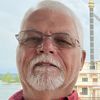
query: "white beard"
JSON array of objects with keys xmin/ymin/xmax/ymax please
[{"xmin": 26, "ymin": 54, "xmax": 65, "ymax": 91}]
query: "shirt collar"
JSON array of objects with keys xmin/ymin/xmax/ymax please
[
  {"xmin": 61, "ymin": 90, "xmax": 79, "ymax": 100},
  {"xmin": 9, "ymin": 90, "xmax": 79, "ymax": 100}
]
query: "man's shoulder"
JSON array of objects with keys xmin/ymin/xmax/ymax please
[
  {"xmin": 8, "ymin": 90, "xmax": 24, "ymax": 100},
  {"xmin": 67, "ymin": 90, "xmax": 80, "ymax": 100}
]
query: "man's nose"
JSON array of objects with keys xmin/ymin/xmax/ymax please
[{"xmin": 37, "ymin": 38, "xmax": 57, "ymax": 54}]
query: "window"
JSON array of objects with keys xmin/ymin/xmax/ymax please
[
  {"xmin": 82, "ymin": 78, "xmax": 88, "ymax": 82},
  {"xmin": 82, "ymin": 88, "xmax": 88, "ymax": 95},
  {"xmin": 90, "ymin": 65, "xmax": 95, "ymax": 69},
  {"xmin": 93, "ymin": 78, "xmax": 98, "ymax": 82}
]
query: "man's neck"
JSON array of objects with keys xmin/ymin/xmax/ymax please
[{"xmin": 23, "ymin": 89, "xmax": 72, "ymax": 100}]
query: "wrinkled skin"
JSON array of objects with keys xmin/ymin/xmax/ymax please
[{"xmin": 16, "ymin": 8, "xmax": 86, "ymax": 100}]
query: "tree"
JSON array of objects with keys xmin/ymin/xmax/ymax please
[{"xmin": 2, "ymin": 72, "xmax": 13, "ymax": 83}]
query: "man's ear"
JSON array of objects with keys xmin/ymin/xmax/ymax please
[{"xmin": 80, "ymin": 50, "xmax": 86, "ymax": 70}]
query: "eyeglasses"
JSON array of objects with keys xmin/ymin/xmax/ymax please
[{"xmin": 15, "ymin": 29, "xmax": 80, "ymax": 48}]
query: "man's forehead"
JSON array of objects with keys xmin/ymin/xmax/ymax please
[
  {"xmin": 25, "ymin": 8, "xmax": 71, "ymax": 21},
  {"xmin": 21, "ymin": 8, "xmax": 80, "ymax": 40},
  {"xmin": 22, "ymin": 8, "xmax": 75, "ymax": 29}
]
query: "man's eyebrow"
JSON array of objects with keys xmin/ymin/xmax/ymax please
[
  {"xmin": 20, "ymin": 28, "xmax": 43, "ymax": 34},
  {"xmin": 54, "ymin": 32, "xmax": 70, "ymax": 35},
  {"xmin": 19, "ymin": 29, "xmax": 75, "ymax": 39}
]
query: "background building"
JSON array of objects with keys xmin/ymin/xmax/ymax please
[
  {"xmin": 75, "ymin": 0, "xmax": 100, "ymax": 100},
  {"xmin": 76, "ymin": 61, "xmax": 100, "ymax": 100}
]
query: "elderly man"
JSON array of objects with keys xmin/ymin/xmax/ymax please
[{"xmin": 9, "ymin": 0, "xmax": 86, "ymax": 100}]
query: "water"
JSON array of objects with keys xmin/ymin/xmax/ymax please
[{"xmin": 0, "ymin": 81, "xmax": 22, "ymax": 100}]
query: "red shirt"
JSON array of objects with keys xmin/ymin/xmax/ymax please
[{"xmin": 9, "ymin": 90, "xmax": 80, "ymax": 100}]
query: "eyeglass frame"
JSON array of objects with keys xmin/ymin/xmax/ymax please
[{"xmin": 15, "ymin": 29, "xmax": 80, "ymax": 49}]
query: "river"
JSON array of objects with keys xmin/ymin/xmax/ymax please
[{"xmin": 0, "ymin": 81, "xmax": 21, "ymax": 100}]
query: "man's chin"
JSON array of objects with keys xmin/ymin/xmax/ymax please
[{"xmin": 26, "ymin": 72, "xmax": 64, "ymax": 91}]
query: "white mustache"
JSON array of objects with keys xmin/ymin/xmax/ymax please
[{"xmin": 29, "ymin": 54, "xmax": 61, "ymax": 69}]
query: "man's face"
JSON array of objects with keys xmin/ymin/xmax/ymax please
[{"xmin": 16, "ymin": 9, "xmax": 85, "ymax": 91}]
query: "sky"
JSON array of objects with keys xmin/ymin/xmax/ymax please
[{"xmin": 0, "ymin": 0, "xmax": 100, "ymax": 73}]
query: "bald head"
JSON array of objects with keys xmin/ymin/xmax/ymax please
[{"xmin": 21, "ymin": 0, "xmax": 83, "ymax": 48}]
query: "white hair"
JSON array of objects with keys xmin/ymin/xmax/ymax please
[{"xmin": 21, "ymin": 0, "xmax": 83, "ymax": 48}]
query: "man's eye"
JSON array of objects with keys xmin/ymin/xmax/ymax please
[
  {"xmin": 55, "ymin": 39, "xmax": 71, "ymax": 44},
  {"xmin": 24, "ymin": 37, "xmax": 41, "ymax": 44},
  {"xmin": 55, "ymin": 38, "xmax": 73, "ymax": 47}
]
